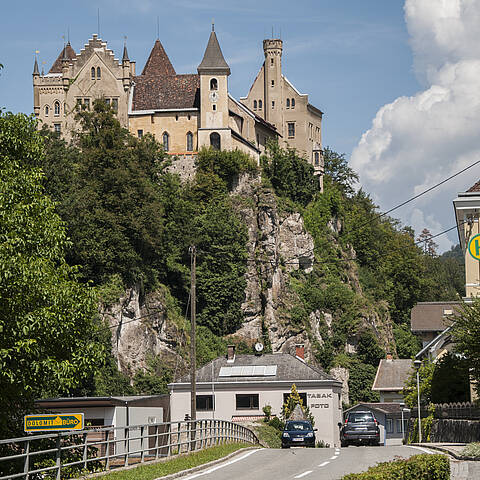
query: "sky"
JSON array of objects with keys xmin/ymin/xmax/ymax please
[{"xmin": 0, "ymin": 0, "xmax": 477, "ymax": 252}]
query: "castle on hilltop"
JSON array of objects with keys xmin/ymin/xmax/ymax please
[{"xmin": 33, "ymin": 28, "xmax": 323, "ymax": 186}]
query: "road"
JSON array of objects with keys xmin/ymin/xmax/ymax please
[{"xmin": 181, "ymin": 445, "xmax": 434, "ymax": 480}]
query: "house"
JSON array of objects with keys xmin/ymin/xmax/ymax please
[
  {"xmin": 371, "ymin": 356, "xmax": 413, "ymax": 403},
  {"xmin": 344, "ymin": 403, "xmax": 411, "ymax": 446},
  {"xmin": 35, "ymin": 395, "xmax": 169, "ymax": 455},
  {"xmin": 168, "ymin": 345, "xmax": 343, "ymax": 447}
]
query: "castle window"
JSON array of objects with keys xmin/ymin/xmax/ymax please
[
  {"xmin": 63, "ymin": 103, "xmax": 66, "ymax": 116},
  {"xmin": 253, "ymin": 100, "xmax": 257, "ymax": 110},
  {"xmin": 76, "ymin": 99, "xmax": 82, "ymax": 109},
  {"xmin": 97, "ymin": 67, "xmax": 101, "ymax": 79},
  {"xmin": 210, "ymin": 132, "xmax": 220, "ymax": 151},
  {"xmin": 286, "ymin": 98, "xmax": 290, "ymax": 108},
  {"xmin": 291, "ymin": 98, "xmax": 295, "ymax": 108},
  {"xmin": 271, "ymin": 101, "xmax": 275, "ymax": 109},
  {"xmin": 314, "ymin": 151, "xmax": 320, "ymax": 166},
  {"xmin": 44, "ymin": 105, "xmax": 49, "ymax": 116},
  {"xmin": 213, "ymin": 104, "xmax": 216, "ymax": 111},
  {"xmin": 259, "ymin": 99, "xmax": 262, "ymax": 109},
  {"xmin": 54, "ymin": 123, "xmax": 61, "ymax": 133},
  {"xmin": 162, "ymin": 132, "xmax": 169, "ymax": 151},
  {"xmin": 271, "ymin": 80, "xmax": 274, "ymax": 87},
  {"xmin": 112, "ymin": 98, "xmax": 118, "ymax": 112},
  {"xmin": 137, "ymin": 130, "xmax": 143, "ymax": 138},
  {"xmin": 175, "ymin": 114, "xmax": 179, "ymax": 121},
  {"xmin": 186, "ymin": 132, "xmax": 193, "ymax": 151},
  {"xmin": 271, "ymin": 58, "xmax": 274, "ymax": 65},
  {"xmin": 84, "ymin": 98, "xmax": 90, "ymax": 110},
  {"xmin": 287, "ymin": 122, "xmax": 295, "ymax": 138},
  {"xmin": 210, "ymin": 78, "xmax": 218, "ymax": 90},
  {"xmin": 188, "ymin": 114, "xmax": 191, "ymax": 120},
  {"xmin": 91, "ymin": 67, "xmax": 95, "ymax": 80},
  {"xmin": 105, "ymin": 98, "xmax": 111, "ymax": 106},
  {"xmin": 54, "ymin": 101, "xmax": 60, "ymax": 116}
]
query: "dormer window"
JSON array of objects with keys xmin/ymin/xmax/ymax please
[
  {"xmin": 54, "ymin": 101, "xmax": 60, "ymax": 116},
  {"xmin": 91, "ymin": 67, "xmax": 95, "ymax": 80},
  {"xmin": 253, "ymin": 100, "xmax": 257, "ymax": 110},
  {"xmin": 97, "ymin": 67, "xmax": 101, "ymax": 79},
  {"xmin": 210, "ymin": 78, "xmax": 218, "ymax": 90}
]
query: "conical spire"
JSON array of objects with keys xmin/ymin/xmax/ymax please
[
  {"xmin": 141, "ymin": 39, "xmax": 175, "ymax": 76},
  {"xmin": 198, "ymin": 28, "xmax": 230, "ymax": 75},
  {"xmin": 49, "ymin": 42, "xmax": 76, "ymax": 73},
  {"xmin": 33, "ymin": 56, "xmax": 39, "ymax": 75},
  {"xmin": 122, "ymin": 44, "xmax": 130, "ymax": 63},
  {"xmin": 62, "ymin": 43, "xmax": 69, "ymax": 62}
]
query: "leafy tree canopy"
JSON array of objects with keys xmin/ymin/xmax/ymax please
[{"xmin": 0, "ymin": 112, "xmax": 104, "ymax": 437}]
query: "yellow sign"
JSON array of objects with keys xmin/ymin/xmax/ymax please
[
  {"xmin": 24, "ymin": 413, "xmax": 84, "ymax": 432},
  {"xmin": 468, "ymin": 234, "xmax": 480, "ymax": 260}
]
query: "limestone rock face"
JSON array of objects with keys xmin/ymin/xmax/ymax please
[
  {"xmin": 101, "ymin": 286, "xmax": 187, "ymax": 378},
  {"xmin": 329, "ymin": 367, "xmax": 349, "ymax": 406}
]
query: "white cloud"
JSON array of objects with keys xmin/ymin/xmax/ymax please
[{"xmin": 351, "ymin": 0, "xmax": 480, "ymax": 252}]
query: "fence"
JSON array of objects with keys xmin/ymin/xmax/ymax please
[
  {"xmin": 0, "ymin": 419, "xmax": 258, "ymax": 480},
  {"xmin": 433, "ymin": 402, "xmax": 480, "ymax": 420}
]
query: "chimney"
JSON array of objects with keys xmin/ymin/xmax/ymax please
[
  {"xmin": 295, "ymin": 344, "xmax": 305, "ymax": 362},
  {"xmin": 227, "ymin": 345, "xmax": 235, "ymax": 363},
  {"xmin": 386, "ymin": 353, "xmax": 393, "ymax": 361}
]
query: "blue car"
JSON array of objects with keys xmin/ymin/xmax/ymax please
[{"xmin": 281, "ymin": 420, "xmax": 316, "ymax": 448}]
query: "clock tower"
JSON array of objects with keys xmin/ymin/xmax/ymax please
[{"xmin": 197, "ymin": 25, "xmax": 231, "ymax": 151}]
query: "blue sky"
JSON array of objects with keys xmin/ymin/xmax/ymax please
[{"xmin": 3, "ymin": 0, "xmax": 476, "ymax": 251}]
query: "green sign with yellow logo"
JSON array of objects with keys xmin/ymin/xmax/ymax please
[
  {"xmin": 24, "ymin": 413, "xmax": 84, "ymax": 432},
  {"xmin": 468, "ymin": 234, "xmax": 480, "ymax": 261}
]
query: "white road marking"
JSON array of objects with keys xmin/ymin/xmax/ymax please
[
  {"xmin": 407, "ymin": 446, "xmax": 435, "ymax": 455},
  {"xmin": 294, "ymin": 471, "xmax": 313, "ymax": 478},
  {"xmin": 330, "ymin": 455, "xmax": 338, "ymax": 460},
  {"xmin": 318, "ymin": 461, "xmax": 330, "ymax": 467},
  {"xmin": 182, "ymin": 449, "xmax": 262, "ymax": 479}
]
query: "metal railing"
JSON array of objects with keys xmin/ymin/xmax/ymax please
[{"xmin": 0, "ymin": 419, "xmax": 258, "ymax": 480}]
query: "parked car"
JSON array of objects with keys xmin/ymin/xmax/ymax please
[
  {"xmin": 339, "ymin": 410, "xmax": 380, "ymax": 447},
  {"xmin": 281, "ymin": 420, "xmax": 317, "ymax": 448}
]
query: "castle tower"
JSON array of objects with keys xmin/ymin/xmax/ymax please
[
  {"xmin": 263, "ymin": 39, "xmax": 283, "ymax": 129},
  {"xmin": 197, "ymin": 25, "xmax": 231, "ymax": 151}
]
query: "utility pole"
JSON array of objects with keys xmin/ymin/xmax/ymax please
[{"xmin": 189, "ymin": 245, "xmax": 197, "ymax": 422}]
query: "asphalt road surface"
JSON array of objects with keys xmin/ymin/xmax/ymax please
[{"xmin": 181, "ymin": 445, "xmax": 434, "ymax": 480}]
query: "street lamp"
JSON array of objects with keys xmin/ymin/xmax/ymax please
[
  {"xmin": 399, "ymin": 402, "xmax": 410, "ymax": 443},
  {"xmin": 414, "ymin": 359, "xmax": 422, "ymax": 443}
]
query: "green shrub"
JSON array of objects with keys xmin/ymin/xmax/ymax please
[
  {"xmin": 341, "ymin": 454, "xmax": 449, "ymax": 480},
  {"xmin": 461, "ymin": 442, "xmax": 480, "ymax": 459},
  {"xmin": 268, "ymin": 416, "xmax": 284, "ymax": 431}
]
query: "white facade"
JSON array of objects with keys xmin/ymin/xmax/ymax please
[{"xmin": 169, "ymin": 380, "xmax": 342, "ymax": 447}]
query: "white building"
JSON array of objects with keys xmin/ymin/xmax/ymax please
[{"xmin": 168, "ymin": 345, "xmax": 343, "ymax": 447}]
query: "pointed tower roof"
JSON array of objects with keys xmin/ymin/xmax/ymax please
[
  {"xmin": 197, "ymin": 28, "xmax": 230, "ymax": 75},
  {"xmin": 33, "ymin": 57, "xmax": 39, "ymax": 75},
  {"xmin": 141, "ymin": 39, "xmax": 176, "ymax": 76},
  {"xmin": 122, "ymin": 44, "xmax": 130, "ymax": 63},
  {"xmin": 49, "ymin": 42, "xmax": 76, "ymax": 73}
]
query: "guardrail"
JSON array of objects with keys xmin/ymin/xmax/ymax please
[{"xmin": 0, "ymin": 419, "xmax": 258, "ymax": 480}]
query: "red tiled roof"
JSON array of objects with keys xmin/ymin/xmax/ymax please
[
  {"xmin": 132, "ymin": 74, "xmax": 200, "ymax": 111},
  {"xmin": 467, "ymin": 180, "xmax": 480, "ymax": 192},
  {"xmin": 141, "ymin": 39, "xmax": 176, "ymax": 77},
  {"xmin": 49, "ymin": 43, "xmax": 76, "ymax": 73}
]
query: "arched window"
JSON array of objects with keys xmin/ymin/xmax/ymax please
[
  {"xmin": 210, "ymin": 132, "xmax": 220, "ymax": 151},
  {"xmin": 286, "ymin": 98, "xmax": 290, "ymax": 108},
  {"xmin": 186, "ymin": 132, "xmax": 193, "ymax": 152},
  {"xmin": 54, "ymin": 101, "xmax": 60, "ymax": 116},
  {"xmin": 291, "ymin": 98, "xmax": 295, "ymax": 108},
  {"xmin": 97, "ymin": 67, "xmax": 101, "ymax": 79},
  {"xmin": 91, "ymin": 67, "xmax": 95, "ymax": 80},
  {"xmin": 162, "ymin": 132, "xmax": 169, "ymax": 152},
  {"xmin": 259, "ymin": 99, "xmax": 262, "ymax": 109},
  {"xmin": 253, "ymin": 100, "xmax": 257, "ymax": 110},
  {"xmin": 314, "ymin": 151, "xmax": 319, "ymax": 166},
  {"xmin": 210, "ymin": 78, "xmax": 218, "ymax": 90},
  {"xmin": 45, "ymin": 105, "xmax": 49, "ymax": 116}
]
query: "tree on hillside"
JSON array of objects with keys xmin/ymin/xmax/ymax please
[
  {"xmin": 322, "ymin": 147, "xmax": 358, "ymax": 196},
  {"xmin": 0, "ymin": 112, "xmax": 104, "ymax": 437},
  {"xmin": 416, "ymin": 228, "xmax": 438, "ymax": 256}
]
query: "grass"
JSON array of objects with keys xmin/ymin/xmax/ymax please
[
  {"xmin": 252, "ymin": 421, "xmax": 282, "ymax": 448},
  {"xmin": 96, "ymin": 443, "xmax": 251, "ymax": 480},
  {"xmin": 461, "ymin": 442, "xmax": 480, "ymax": 459}
]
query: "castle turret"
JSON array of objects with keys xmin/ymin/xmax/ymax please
[
  {"xmin": 263, "ymin": 38, "xmax": 283, "ymax": 126},
  {"xmin": 122, "ymin": 41, "xmax": 131, "ymax": 91},
  {"xmin": 197, "ymin": 25, "xmax": 231, "ymax": 150},
  {"xmin": 33, "ymin": 56, "xmax": 40, "ymax": 117},
  {"xmin": 61, "ymin": 44, "xmax": 70, "ymax": 91}
]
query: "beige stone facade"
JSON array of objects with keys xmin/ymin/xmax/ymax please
[
  {"xmin": 33, "ymin": 35, "xmax": 134, "ymax": 139},
  {"xmin": 241, "ymin": 39, "xmax": 324, "ymax": 189}
]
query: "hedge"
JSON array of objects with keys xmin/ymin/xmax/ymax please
[{"xmin": 341, "ymin": 454, "xmax": 449, "ymax": 480}]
